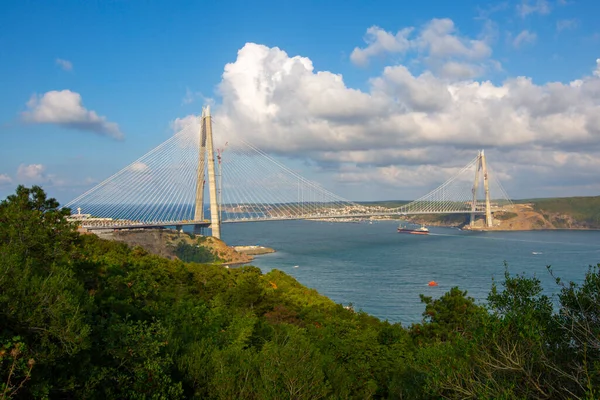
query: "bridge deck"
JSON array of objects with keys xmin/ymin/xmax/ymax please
[
  {"xmin": 78, "ymin": 210, "xmax": 491, "ymax": 229},
  {"xmin": 221, "ymin": 210, "xmax": 488, "ymax": 223},
  {"xmin": 80, "ymin": 221, "xmax": 211, "ymax": 230}
]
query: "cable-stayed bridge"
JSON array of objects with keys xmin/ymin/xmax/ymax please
[{"xmin": 64, "ymin": 106, "xmax": 513, "ymax": 238}]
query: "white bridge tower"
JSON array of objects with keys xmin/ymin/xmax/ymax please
[
  {"xmin": 470, "ymin": 150, "xmax": 493, "ymax": 228},
  {"xmin": 194, "ymin": 106, "xmax": 221, "ymax": 238}
]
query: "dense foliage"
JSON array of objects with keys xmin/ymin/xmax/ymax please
[
  {"xmin": 174, "ymin": 240, "xmax": 217, "ymax": 263},
  {"xmin": 531, "ymin": 195, "xmax": 600, "ymax": 227},
  {"xmin": 1, "ymin": 186, "xmax": 599, "ymax": 399}
]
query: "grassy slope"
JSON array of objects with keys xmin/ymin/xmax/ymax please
[
  {"xmin": 528, "ymin": 196, "xmax": 600, "ymax": 226},
  {"xmin": 362, "ymin": 196, "xmax": 600, "ymax": 228}
]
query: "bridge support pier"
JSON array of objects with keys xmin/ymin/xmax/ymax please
[
  {"xmin": 194, "ymin": 110, "xmax": 207, "ymax": 221},
  {"xmin": 470, "ymin": 150, "xmax": 494, "ymax": 228},
  {"xmin": 480, "ymin": 150, "xmax": 493, "ymax": 228},
  {"xmin": 470, "ymin": 151, "xmax": 482, "ymax": 227},
  {"xmin": 203, "ymin": 106, "xmax": 221, "ymax": 239}
]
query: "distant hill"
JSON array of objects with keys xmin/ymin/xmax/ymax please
[
  {"xmin": 525, "ymin": 196, "xmax": 600, "ymax": 228},
  {"xmin": 359, "ymin": 196, "xmax": 600, "ymax": 230}
]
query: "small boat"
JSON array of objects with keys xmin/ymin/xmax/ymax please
[{"xmin": 397, "ymin": 224, "xmax": 429, "ymax": 235}]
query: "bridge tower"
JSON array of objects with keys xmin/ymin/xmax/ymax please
[
  {"xmin": 193, "ymin": 106, "xmax": 221, "ymax": 239},
  {"xmin": 194, "ymin": 110, "xmax": 207, "ymax": 221},
  {"xmin": 469, "ymin": 150, "xmax": 493, "ymax": 228}
]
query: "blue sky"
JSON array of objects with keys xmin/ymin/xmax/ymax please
[{"xmin": 1, "ymin": 0, "xmax": 600, "ymax": 203}]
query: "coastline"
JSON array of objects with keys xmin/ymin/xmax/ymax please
[
  {"xmin": 233, "ymin": 245, "xmax": 276, "ymax": 256},
  {"xmin": 92, "ymin": 228, "xmax": 275, "ymax": 266}
]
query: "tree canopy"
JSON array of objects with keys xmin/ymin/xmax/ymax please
[{"xmin": 1, "ymin": 186, "xmax": 599, "ymax": 399}]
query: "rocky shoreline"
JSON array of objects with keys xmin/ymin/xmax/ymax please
[
  {"xmin": 92, "ymin": 229, "xmax": 274, "ymax": 265},
  {"xmin": 233, "ymin": 245, "xmax": 276, "ymax": 256}
]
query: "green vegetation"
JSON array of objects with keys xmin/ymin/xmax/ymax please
[
  {"xmin": 1, "ymin": 186, "xmax": 600, "ymax": 398},
  {"xmin": 174, "ymin": 240, "xmax": 217, "ymax": 263},
  {"xmin": 531, "ymin": 196, "xmax": 600, "ymax": 227},
  {"xmin": 410, "ymin": 213, "xmax": 468, "ymax": 226}
]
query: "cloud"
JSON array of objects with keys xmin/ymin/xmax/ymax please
[
  {"xmin": 14, "ymin": 164, "xmax": 79, "ymax": 191},
  {"xmin": 439, "ymin": 61, "xmax": 484, "ymax": 80},
  {"xmin": 55, "ymin": 58, "xmax": 73, "ymax": 71},
  {"xmin": 416, "ymin": 19, "xmax": 491, "ymax": 61},
  {"xmin": 595, "ymin": 59, "xmax": 600, "ymax": 77},
  {"xmin": 208, "ymin": 36, "xmax": 600, "ymax": 198},
  {"xmin": 513, "ymin": 30, "xmax": 537, "ymax": 48},
  {"xmin": 556, "ymin": 19, "xmax": 578, "ymax": 32},
  {"xmin": 0, "ymin": 174, "xmax": 12, "ymax": 185},
  {"xmin": 21, "ymin": 90, "xmax": 123, "ymax": 140},
  {"xmin": 171, "ymin": 114, "xmax": 198, "ymax": 132},
  {"xmin": 350, "ymin": 26, "xmax": 413, "ymax": 66},
  {"xmin": 517, "ymin": 0, "xmax": 551, "ymax": 18},
  {"xmin": 350, "ymin": 20, "xmax": 492, "ymax": 72},
  {"xmin": 17, "ymin": 164, "xmax": 48, "ymax": 182}
]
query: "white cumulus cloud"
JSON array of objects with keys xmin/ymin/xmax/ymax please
[
  {"xmin": 207, "ymin": 37, "xmax": 600, "ymax": 198},
  {"xmin": 416, "ymin": 18, "xmax": 491, "ymax": 61},
  {"xmin": 350, "ymin": 26, "xmax": 413, "ymax": 66},
  {"xmin": 350, "ymin": 19, "xmax": 493, "ymax": 78},
  {"xmin": 17, "ymin": 164, "xmax": 48, "ymax": 182},
  {"xmin": 22, "ymin": 90, "xmax": 123, "ymax": 140},
  {"xmin": 171, "ymin": 114, "xmax": 199, "ymax": 133}
]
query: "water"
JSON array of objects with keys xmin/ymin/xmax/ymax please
[{"xmin": 221, "ymin": 220, "xmax": 600, "ymax": 325}]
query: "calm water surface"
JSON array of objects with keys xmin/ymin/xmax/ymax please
[{"xmin": 220, "ymin": 220, "xmax": 600, "ymax": 325}]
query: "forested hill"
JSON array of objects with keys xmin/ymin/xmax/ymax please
[
  {"xmin": 525, "ymin": 195, "xmax": 600, "ymax": 228},
  {"xmin": 1, "ymin": 185, "xmax": 600, "ymax": 399},
  {"xmin": 361, "ymin": 196, "xmax": 600, "ymax": 229}
]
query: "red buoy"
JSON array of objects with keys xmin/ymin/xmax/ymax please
[{"xmin": 428, "ymin": 281, "xmax": 438, "ymax": 287}]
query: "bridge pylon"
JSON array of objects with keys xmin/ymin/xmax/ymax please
[
  {"xmin": 469, "ymin": 150, "xmax": 493, "ymax": 228},
  {"xmin": 196, "ymin": 106, "xmax": 222, "ymax": 239},
  {"xmin": 194, "ymin": 110, "xmax": 207, "ymax": 221}
]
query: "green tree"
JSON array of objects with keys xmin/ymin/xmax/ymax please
[
  {"xmin": 554, "ymin": 265, "xmax": 600, "ymax": 398},
  {"xmin": 256, "ymin": 325, "xmax": 330, "ymax": 400},
  {"xmin": 410, "ymin": 287, "xmax": 484, "ymax": 343},
  {"xmin": 174, "ymin": 241, "xmax": 216, "ymax": 263},
  {"xmin": 0, "ymin": 186, "xmax": 91, "ymax": 396}
]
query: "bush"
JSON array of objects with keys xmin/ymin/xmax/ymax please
[{"xmin": 174, "ymin": 241, "xmax": 216, "ymax": 263}]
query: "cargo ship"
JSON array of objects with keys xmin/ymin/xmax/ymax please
[{"xmin": 397, "ymin": 224, "xmax": 429, "ymax": 235}]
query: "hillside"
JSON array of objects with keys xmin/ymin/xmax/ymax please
[
  {"xmin": 528, "ymin": 196, "xmax": 600, "ymax": 228},
  {"xmin": 2, "ymin": 185, "xmax": 600, "ymax": 399},
  {"xmin": 364, "ymin": 196, "xmax": 600, "ymax": 230},
  {"xmin": 94, "ymin": 228, "xmax": 254, "ymax": 265},
  {"xmin": 470, "ymin": 196, "xmax": 600, "ymax": 230}
]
